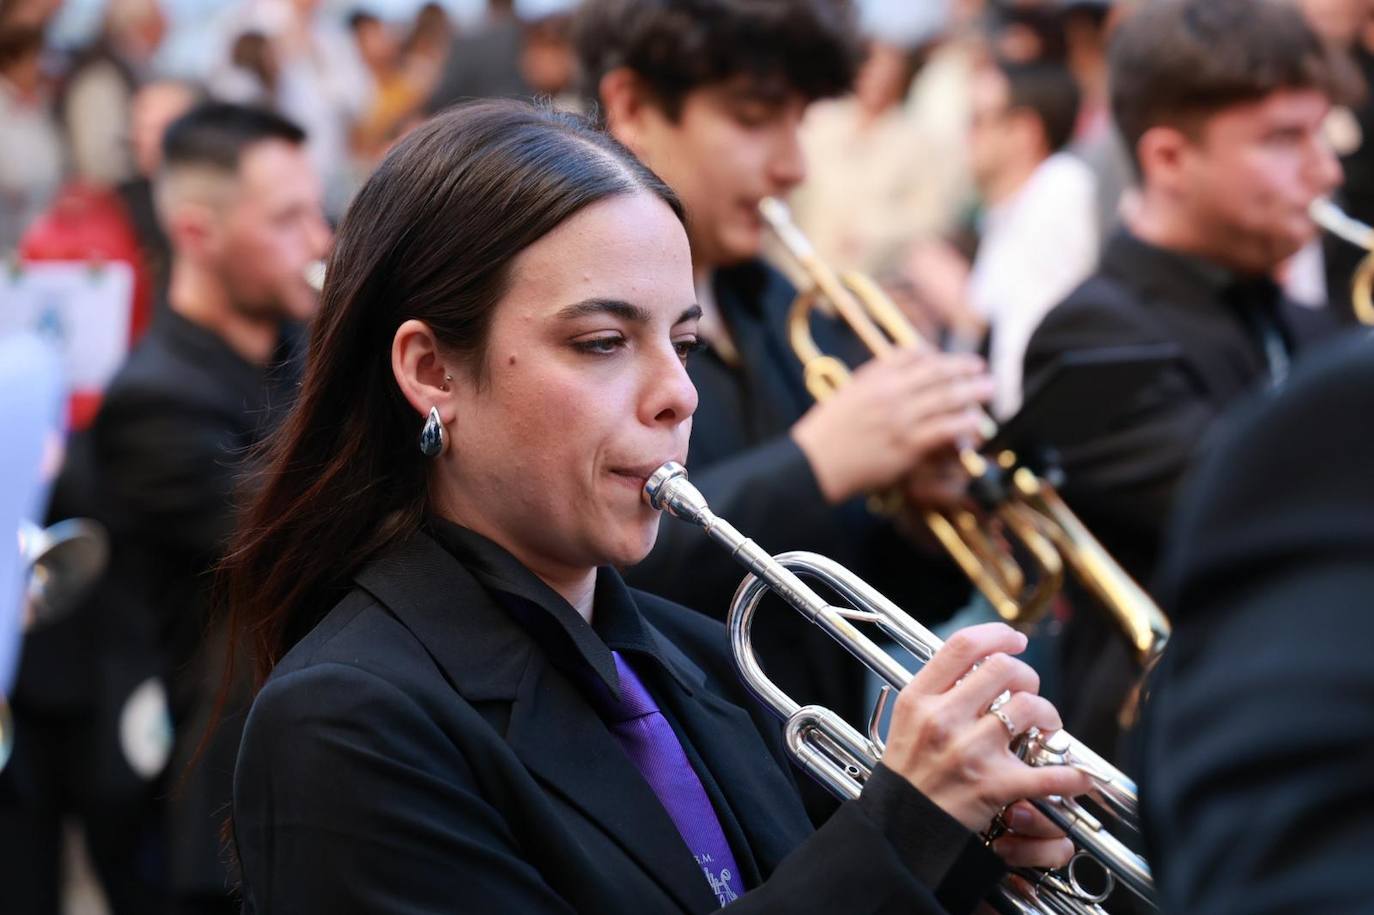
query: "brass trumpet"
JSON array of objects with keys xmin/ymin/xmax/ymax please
[
  {"xmin": 1308, "ymin": 198, "xmax": 1374, "ymax": 326},
  {"xmin": 645, "ymin": 462, "xmax": 1155, "ymax": 915},
  {"xmin": 759, "ymin": 198, "xmax": 1169, "ymax": 663}
]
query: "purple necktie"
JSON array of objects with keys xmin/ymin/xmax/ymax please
[{"xmin": 595, "ymin": 651, "xmax": 745, "ymax": 907}]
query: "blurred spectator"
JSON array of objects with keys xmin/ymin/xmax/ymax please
[
  {"xmin": 520, "ymin": 13, "xmax": 578, "ymax": 109},
  {"xmin": 908, "ymin": 58, "xmax": 1096, "ymax": 418},
  {"xmin": 265, "ymin": 0, "xmax": 372, "ymax": 218},
  {"xmin": 18, "ymin": 81, "xmax": 198, "ymax": 396},
  {"xmin": 0, "ymin": 0, "xmax": 59, "ymax": 30},
  {"xmin": 347, "ymin": 10, "xmax": 424, "ymax": 166},
  {"xmin": 427, "ymin": 0, "xmax": 528, "ymax": 110},
  {"xmin": 788, "ymin": 38, "xmax": 960, "ymax": 284},
  {"xmin": 0, "ymin": 22, "xmax": 63, "ymax": 254},
  {"xmin": 208, "ymin": 30, "xmax": 278, "ymax": 106},
  {"xmin": 116, "ymin": 79, "xmax": 200, "ymax": 309},
  {"xmin": 399, "ymin": 0, "xmax": 451, "ymax": 100},
  {"xmin": 988, "ymin": 0, "xmax": 1066, "ymax": 64},
  {"xmin": 902, "ymin": 8, "xmax": 982, "ymax": 265},
  {"xmin": 56, "ymin": 0, "xmax": 167, "ymax": 188},
  {"xmin": 1066, "ymin": 0, "xmax": 1140, "ymax": 237},
  {"xmin": 1061, "ymin": 0, "xmax": 1111, "ymax": 143}
]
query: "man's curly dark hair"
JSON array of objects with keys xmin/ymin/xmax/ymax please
[{"xmin": 574, "ymin": 0, "xmax": 863, "ymax": 120}]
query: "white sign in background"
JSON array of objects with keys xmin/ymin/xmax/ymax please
[{"xmin": 0, "ymin": 261, "xmax": 133, "ymax": 394}]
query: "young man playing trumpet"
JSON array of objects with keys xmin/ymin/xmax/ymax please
[
  {"xmin": 1020, "ymin": 0, "xmax": 1352, "ymax": 750},
  {"xmin": 574, "ymin": 0, "xmax": 994, "ymax": 780}
]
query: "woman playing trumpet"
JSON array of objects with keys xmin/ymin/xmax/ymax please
[{"xmin": 224, "ymin": 101, "xmax": 1091, "ymax": 914}]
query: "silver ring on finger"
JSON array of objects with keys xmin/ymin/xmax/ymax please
[
  {"xmin": 987, "ymin": 690, "xmax": 1012, "ymax": 714},
  {"xmin": 989, "ymin": 707, "xmax": 1017, "ymax": 739}
]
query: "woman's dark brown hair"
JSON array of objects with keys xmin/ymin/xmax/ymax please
[{"xmin": 221, "ymin": 100, "xmax": 684, "ymax": 687}]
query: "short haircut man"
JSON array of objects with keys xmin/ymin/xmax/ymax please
[
  {"xmin": 1019, "ymin": 0, "xmax": 1349, "ymax": 752},
  {"xmin": 965, "ymin": 57, "xmax": 1095, "ymax": 419},
  {"xmin": 99, "ymin": 102, "xmax": 322, "ymax": 911}
]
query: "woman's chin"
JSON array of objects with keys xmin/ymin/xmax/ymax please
[{"xmin": 605, "ymin": 515, "xmax": 662, "ymax": 569}]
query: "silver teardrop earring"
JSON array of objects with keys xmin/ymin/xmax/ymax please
[{"xmin": 419, "ymin": 406, "xmax": 447, "ymax": 457}]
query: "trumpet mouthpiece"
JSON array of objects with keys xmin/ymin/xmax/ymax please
[{"xmin": 642, "ymin": 462, "xmax": 712, "ymax": 527}]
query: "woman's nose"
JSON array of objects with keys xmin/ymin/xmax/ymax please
[{"xmin": 643, "ymin": 347, "xmax": 699, "ymax": 426}]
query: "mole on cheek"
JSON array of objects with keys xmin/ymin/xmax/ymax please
[{"xmin": 508, "ymin": 355, "xmax": 517, "ymax": 366}]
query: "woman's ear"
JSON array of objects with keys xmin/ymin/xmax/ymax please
[{"xmin": 392, "ymin": 319, "xmax": 457, "ymax": 423}]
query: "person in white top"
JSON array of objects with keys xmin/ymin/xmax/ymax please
[{"xmin": 910, "ymin": 56, "xmax": 1098, "ymax": 419}]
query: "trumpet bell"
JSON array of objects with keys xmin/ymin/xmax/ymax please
[
  {"xmin": 1309, "ymin": 198, "xmax": 1374, "ymax": 326},
  {"xmin": 19, "ymin": 518, "xmax": 109, "ymax": 630}
]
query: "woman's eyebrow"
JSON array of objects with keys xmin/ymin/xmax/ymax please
[
  {"xmin": 556, "ymin": 298, "xmax": 652, "ymax": 322},
  {"xmin": 555, "ymin": 299, "xmax": 703, "ymax": 326}
]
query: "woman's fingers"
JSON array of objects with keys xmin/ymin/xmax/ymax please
[
  {"xmin": 990, "ymin": 835, "xmax": 1076, "ymax": 870},
  {"xmin": 999, "ymin": 762, "xmax": 1095, "ymax": 806},
  {"xmin": 948, "ymin": 653, "xmax": 1042, "ymax": 719},
  {"xmin": 975, "ymin": 691, "xmax": 1061, "ymax": 745},
  {"xmin": 909, "ymin": 623, "xmax": 1027, "ymax": 695},
  {"xmin": 1000, "ymin": 800, "xmax": 1066, "ymax": 839}
]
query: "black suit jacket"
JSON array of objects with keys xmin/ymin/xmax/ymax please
[
  {"xmin": 1020, "ymin": 230, "xmax": 1338, "ymax": 749},
  {"xmin": 233, "ymin": 525, "xmax": 1002, "ymax": 914},
  {"xmin": 67, "ymin": 309, "xmax": 299, "ymax": 894},
  {"xmin": 1138, "ymin": 332, "xmax": 1374, "ymax": 914},
  {"xmin": 1023, "ymin": 230, "xmax": 1336, "ymax": 588}
]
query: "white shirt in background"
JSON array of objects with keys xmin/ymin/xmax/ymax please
[{"xmin": 968, "ymin": 151, "xmax": 1099, "ymax": 420}]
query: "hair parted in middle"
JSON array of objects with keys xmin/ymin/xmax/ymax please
[{"xmin": 221, "ymin": 99, "xmax": 686, "ymax": 683}]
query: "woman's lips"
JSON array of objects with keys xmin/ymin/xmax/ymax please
[{"xmin": 609, "ymin": 462, "xmax": 680, "ymax": 488}]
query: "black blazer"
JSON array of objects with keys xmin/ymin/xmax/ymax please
[
  {"xmin": 1138, "ymin": 332, "xmax": 1374, "ymax": 914},
  {"xmin": 233, "ymin": 526, "xmax": 1002, "ymax": 914}
]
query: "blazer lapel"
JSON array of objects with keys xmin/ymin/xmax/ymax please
[
  {"xmin": 507, "ymin": 656, "xmax": 720, "ymax": 914},
  {"xmin": 354, "ymin": 532, "xmax": 719, "ymax": 914}
]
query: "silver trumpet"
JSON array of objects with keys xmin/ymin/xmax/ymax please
[
  {"xmin": 2, "ymin": 518, "xmax": 110, "ymax": 773},
  {"xmin": 644, "ymin": 462, "xmax": 1155, "ymax": 915}
]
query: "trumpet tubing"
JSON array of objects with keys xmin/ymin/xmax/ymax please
[{"xmin": 644, "ymin": 462, "xmax": 1155, "ymax": 914}]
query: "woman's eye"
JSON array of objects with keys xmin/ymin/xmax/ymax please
[
  {"xmin": 573, "ymin": 335, "xmax": 626, "ymax": 355},
  {"xmin": 674, "ymin": 337, "xmax": 705, "ymax": 362}
]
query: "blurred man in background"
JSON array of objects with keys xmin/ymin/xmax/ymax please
[
  {"xmin": 3, "ymin": 102, "xmax": 327, "ymax": 915},
  {"xmin": 1020, "ymin": 0, "xmax": 1351, "ymax": 751},
  {"xmin": 908, "ymin": 56, "xmax": 1097, "ymax": 419}
]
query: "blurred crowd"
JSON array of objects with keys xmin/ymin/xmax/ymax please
[
  {"xmin": 1, "ymin": 0, "xmax": 579, "ymax": 250},
  {"xmin": 3, "ymin": 0, "xmax": 1374, "ymax": 912}
]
